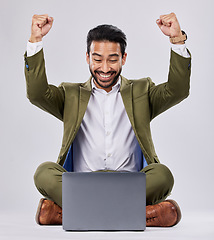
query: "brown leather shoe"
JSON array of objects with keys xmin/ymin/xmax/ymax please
[
  {"xmin": 146, "ymin": 199, "xmax": 181, "ymax": 227},
  {"xmin": 35, "ymin": 198, "xmax": 62, "ymax": 225}
]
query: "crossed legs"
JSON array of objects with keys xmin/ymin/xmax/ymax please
[{"xmin": 34, "ymin": 161, "xmax": 174, "ymax": 208}]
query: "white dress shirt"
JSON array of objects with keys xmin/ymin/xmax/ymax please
[
  {"xmin": 73, "ymin": 78, "xmax": 143, "ymax": 172},
  {"xmin": 26, "ymin": 41, "xmax": 190, "ymax": 172}
]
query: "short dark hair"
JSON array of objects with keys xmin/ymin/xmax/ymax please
[{"xmin": 87, "ymin": 24, "xmax": 127, "ymax": 56}]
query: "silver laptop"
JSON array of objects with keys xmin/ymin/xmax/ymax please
[{"xmin": 62, "ymin": 172, "xmax": 146, "ymax": 231}]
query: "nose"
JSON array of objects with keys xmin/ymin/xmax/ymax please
[{"xmin": 101, "ymin": 61, "xmax": 110, "ymax": 73}]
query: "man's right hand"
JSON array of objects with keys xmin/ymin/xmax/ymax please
[{"xmin": 29, "ymin": 14, "xmax": 54, "ymax": 43}]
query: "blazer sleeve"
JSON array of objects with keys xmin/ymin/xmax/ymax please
[
  {"xmin": 24, "ymin": 49, "xmax": 65, "ymax": 121},
  {"xmin": 149, "ymin": 49, "xmax": 191, "ymax": 120}
]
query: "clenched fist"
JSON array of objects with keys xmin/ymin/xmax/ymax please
[
  {"xmin": 156, "ymin": 13, "xmax": 183, "ymax": 39},
  {"xmin": 29, "ymin": 14, "xmax": 54, "ymax": 43}
]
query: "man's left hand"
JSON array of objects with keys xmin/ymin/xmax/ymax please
[{"xmin": 156, "ymin": 12, "xmax": 183, "ymax": 38}]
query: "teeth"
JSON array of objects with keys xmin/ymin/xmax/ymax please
[{"xmin": 99, "ymin": 73, "xmax": 111, "ymax": 78}]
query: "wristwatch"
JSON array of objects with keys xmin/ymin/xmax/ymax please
[{"xmin": 170, "ymin": 30, "xmax": 187, "ymax": 44}]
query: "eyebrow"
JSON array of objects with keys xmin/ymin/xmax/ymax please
[
  {"xmin": 92, "ymin": 53, "xmax": 102, "ymax": 57},
  {"xmin": 109, "ymin": 54, "xmax": 119, "ymax": 57},
  {"xmin": 91, "ymin": 53, "xmax": 120, "ymax": 58}
]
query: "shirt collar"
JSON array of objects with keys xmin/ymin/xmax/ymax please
[{"xmin": 91, "ymin": 77, "xmax": 121, "ymax": 93}]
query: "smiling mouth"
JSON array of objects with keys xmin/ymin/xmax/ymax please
[
  {"xmin": 99, "ymin": 73, "xmax": 111, "ymax": 78},
  {"xmin": 96, "ymin": 71, "xmax": 116, "ymax": 81}
]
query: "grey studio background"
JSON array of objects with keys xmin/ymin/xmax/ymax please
[{"xmin": 0, "ymin": 0, "xmax": 214, "ymax": 239}]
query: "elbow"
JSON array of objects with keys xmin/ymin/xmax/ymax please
[
  {"xmin": 180, "ymin": 86, "xmax": 190, "ymax": 100},
  {"xmin": 175, "ymin": 88, "xmax": 190, "ymax": 103},
  {"xmin": 27, "ymin": 91, "xmax": 43, "ymax": 106}
]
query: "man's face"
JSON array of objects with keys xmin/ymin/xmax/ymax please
[{"xmin": 86, "ymin": 41, "xmax": 127, "ymax": 92}]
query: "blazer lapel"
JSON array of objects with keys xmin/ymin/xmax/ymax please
[
  {"xmin": 76, "ymin": 76, "xmax": 136, "ymax": 131},
  {"xmin": 120, "ymin": 76, "xmax": 135, "ymax": 130},
  {"xmin": 76, "ymin": 77, "xmax": 92, "ymax": 128}
]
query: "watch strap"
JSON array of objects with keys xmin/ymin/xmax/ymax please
[{"xmin": 170, "ymin": 30, "xmax": 187, "ymax": 44}]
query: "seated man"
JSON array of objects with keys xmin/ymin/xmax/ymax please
[{"xmin": 24, "ymin": 12, "xmax": 191, "ymax": 227}]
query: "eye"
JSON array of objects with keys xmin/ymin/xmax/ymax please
[
  {"xmin": 94, "ymin": 59, "xmax": 101, "ymax": 62},
  {"xmin": 109, "ymin": 59, "xmax": 117, "ymax": 63}
]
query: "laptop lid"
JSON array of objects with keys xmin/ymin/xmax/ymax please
[{"xmin": 62, "ymin": 172, "xmax": 146, "ymax": 231}]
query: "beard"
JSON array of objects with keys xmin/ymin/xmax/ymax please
[{"xmin": 89, "ymin": 67, "xmax": 122, "ymax": 90}]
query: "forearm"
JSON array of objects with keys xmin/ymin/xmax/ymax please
[
  {"xmin": 25, "ymin": 49, "xmax": 49, "ymax": 101},
  {"xmin": 167, "ymin": 49, "xmax": 191, "ymax": 97},
  {"xmin": 149, "ymin": 49, "xmax": 191, "ymax": 119},
  {"xmin": 24, "ymin": 49, "xmax": 64, "ymax": 120}
]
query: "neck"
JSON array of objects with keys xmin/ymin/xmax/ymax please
[{"xmin": 93, "ymin": 78, "xmax": 119, "ymax": 93}]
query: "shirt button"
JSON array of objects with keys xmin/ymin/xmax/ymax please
[
  {"xmin": 107, "ymin": 153, "xmax": 112, "ymax": 158},
  {"xmin": 106, "ymin": 131, "xmax": 111, "ymax": 136}
]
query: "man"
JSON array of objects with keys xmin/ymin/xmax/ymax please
[{"xmin": 24, "ymin": 12, "xmax": 191, "ymax": 227}]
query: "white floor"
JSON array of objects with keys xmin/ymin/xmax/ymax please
[{"xmin": 1, "ymin": 211, "xmax": 213, "ymax": 240}]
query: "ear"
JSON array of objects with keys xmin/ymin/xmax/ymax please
[
  {"xmin": 122, "ymin": 52, "xmax": 127, "ymax": 65},
  {"xmin": 86, "ymin": 52, "xmax": 90, "ymax": 64}
]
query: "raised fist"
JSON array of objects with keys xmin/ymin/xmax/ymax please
[
  {"xmin": 29, "ymin": 14, "xmax": 54, "ymax": 43},
  {"xmin": 156, "ymin": 12, "xmax": 182, "ymax": 38}
]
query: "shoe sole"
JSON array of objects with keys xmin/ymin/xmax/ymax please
[
  {"xmin": 165, "ymin": 199, "xmax": 182, "ymax": 226},
  {"xmin": 35, "ymin": 198, "xmax": 46, "ymax": 225}
]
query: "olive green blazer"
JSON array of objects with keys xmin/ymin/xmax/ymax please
[{"xmin": 24, "ymin": 49, "xmax": 191, "ymax": 166}]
